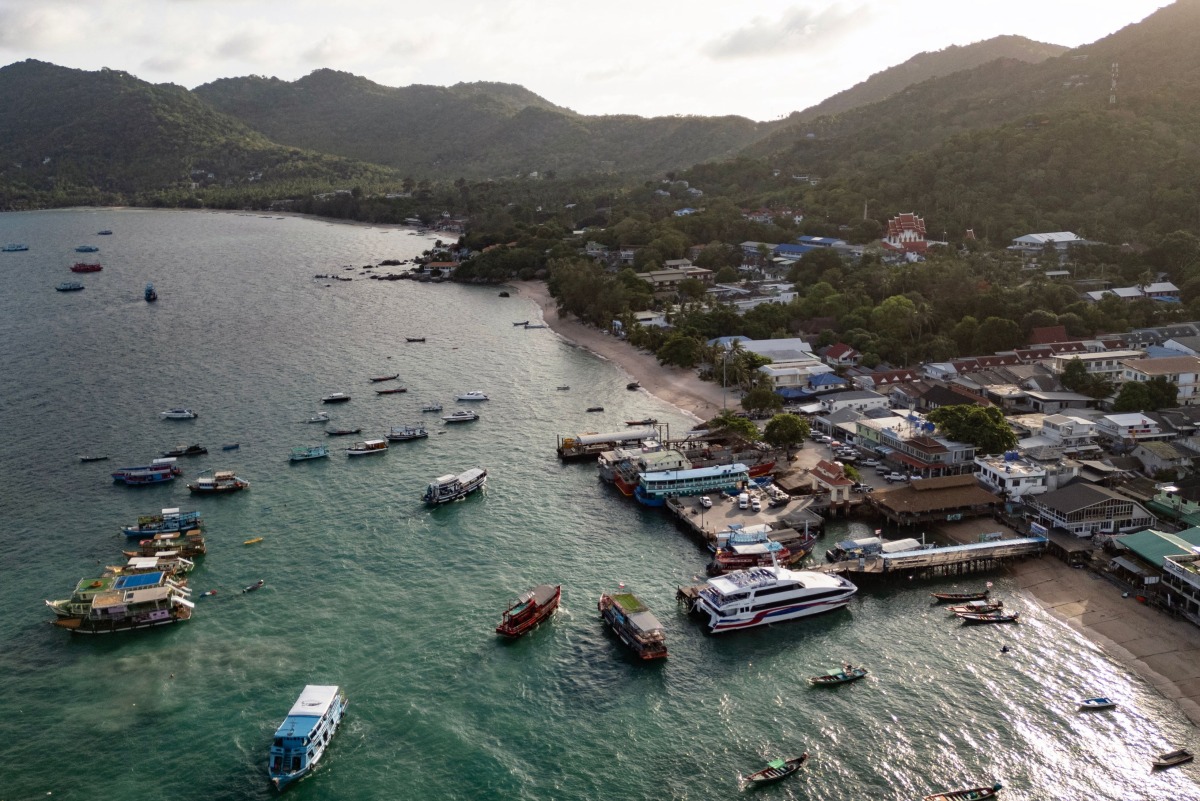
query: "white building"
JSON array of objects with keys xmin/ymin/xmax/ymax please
[
  {"xmin": 1095, "ymin": 412, "xmax": 1166, "ymax": 443},
  {"xmin": 1010, "ymin": 232, "xmax": 1087, "ymax": 252},
  {"xmin": 974, "ymin": 454, "xmax": 1049, "ymax": 498},
  {"xmin": 1049, "ymin": 351, "xmax": 1145, "ymax": 383},
  {"xmin": 1121, "ymin": 355, "xmax": 1200, "ymax": 406}
]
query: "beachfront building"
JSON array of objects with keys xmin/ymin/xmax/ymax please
[
  {"xmin": 867, "ymin": 474, "xmax": 1001, "ymax": 527},
  {"xmin": 1025, "ymin": 483, "xmax": 1157, "ymax": 538},
  {"xmin": 974, "ymin": 454, "xmax": 1049, "ymax": 499},
  {"xmin": 810, "ymin": 459, "xmax": 855, "ymax": 509},
  {"xmin": 1109, "ymin": 528, "xmax": 1200, "ymax": 623}
]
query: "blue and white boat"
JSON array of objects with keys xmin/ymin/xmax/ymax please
[
  {"xmin": 634, "ymin": 463, "xmax": 750, "ymax": 506},
  {"xmin": 2, "ymin": 243, "xmax": 29, "ymax": 252},
  {"xmin": 122, "ymin": 507, "xmax": 203, "ymax": 538},
  {"xmin": 289, "ymin": 444, "xmax": 329, "ymax": 461},
  {"xmin": 268, "ymin": 685, "xmax": 348, "ymax": 790},
  {"xmin": 75, "ymin": 244, "xmax": 100, "ymax": 253}
]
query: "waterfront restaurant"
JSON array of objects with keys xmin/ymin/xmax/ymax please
[{"xmin": 867, "ymin": 474, "xmax": 1001, "ymax": 527}]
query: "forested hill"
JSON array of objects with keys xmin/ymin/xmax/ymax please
[
  {"xmin": 192, "ymin": 70, "xmax": 778, "ymax": 180},
  {"xmin": 739, "ymin": 0, "xmax": 1200, "ymax": 245},
  {"xmin": 789, "ymin": 35, "xmax": 1067, "ymax": 123},
  {"xmin": 0, "ymin": 60, "xmax": 396, "ymax": 207}
]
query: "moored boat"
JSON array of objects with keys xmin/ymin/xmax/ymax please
[
  {"xmin": 586, "ymin": 406, "xmax": 604, "ymax": 412},
  {"xmin": 1077, "ymin": 696, "xmax": 1117, "ymax": 711},
  {"xmin": 104, "ymin": 553, "xmax": 195, "ymax": 579},
  {"xmin": 78, "ymin": 454, "xmax": 110, "ymax": 462},
  {"xmin": 111, "ymin": 459, "xmax": 184, "ymax": 485},
  {"xmin": 75, "ymin": 244, "xmax": 100, "ymax": 253},
  {"xmin": 45, "ymin": 571, "xmax": 193, "ymax": 634},
  {"xmin": 97, "ymin": 230, "xmax": 112, "ymax": 235},
  {"xmin": 2, "ymin": 243, "xmax": 29, "ymax": 251},
  {"xmin": 386, "ymin": 424, "xmax": 428, "ymax": 441},
  {"xmin": 122, "ymin": 529, "xmax": 207, "ymax": 559},
  {"xmin": 923, "ymin": 782, "xmax": 1003, "ymax": 801},
  {"xmin": 55, "ymin": 282, "xmax": 85, "ymax": 292},
  {"xmin": 321, "ymin": 393, "xmax": 351, "ymax": 404},
  {"xmin": 512, "ymin": 320, "xmax": 529, "ymax": 326},
  {"xmin": 161, "ymin": 443, "xmax": 207, "ymax": 457},
  {"xmin": 627, "ymin": 381, "xmax": 640, "ymax": 390},
  {"xmin": 346, "ymin": 438, "xmax": 388, "ymax": 456},
  {"xmin": 496, "ymin": 584, "xmax": 562, "ymax": 637},
  {"xmin": 931, "ymin": 586, "xmax": 991, "ymax": 603},
  {"xmin": 1152, "ymin": 748, "xmax": 1193, "ymax": 769},
  {"xmin": 289, "ymin": 444, "xmax": 329, "ymax": 461},
  {"xmin": 187, "ymin": 469, "xmax": 249, "ymax": 493},
  {"xmin": 325, "ymin": 427, "xmax": 362, "ymax": 436},
  {"xmin": 634, "ymin": 462, "xmax": 750, "ymax": 507},
  {"xmin": 808, "ymin": 663, "xmax": 868, "ymax": 685},
  {"xmin": 144, "ymin": 283, "xmax": 157, "ymax": 302},
  {"xmin": 421, "ymin": 403, "xmax": 443, "ymax": 413},
  {"xmin": 683, "ymin": 564, "xmax": 858, "ymax": 633},
  {"xmin": 70, "ymin": 261, "xmax": 102, "ymax": 272},
  {"xmin": 268, "ymin": 685, "xmax": 348, "ymax": 790},
  {"xmin": 306, "ymin": 411, "xmax": 331, "ymax": 423},
  {"xmin": 369, "ymin": 374, "xmax": 400, "ymax": 382},
  {"xmin": 405, "ymin": 336, "xmax": 426, "ymax": 342},
  {"xmin": 945, "ymin": 600, "xmax": 1004, "ymax": 614},
  {"xmin": 455, "ymin": 391, "xmax": 489, "ymax": 401},
  {"xmin": 422, "ymin": 467, "xmax": 487, "ymax": 504},
  {"xmin": 625, "ymin": 417, "xmax": 657, "ymax": 426},
  {"xmin": 598, "ymin": 591, "xmax": 667, "ymax": 659},
  {"xmin": 442, "ymin": 410, "xmax": 479, "ymax": 423},
  {"xmin": 956, "ymin": 610, "xmax": 1019, "ymax": 625},
  {"xmin": 122, "ymin": 507, "xmax": 202, "ymax": 538},
  {"xmin": 707, "ymin": 531, "xmax": 814, "ymax": 575},
  {"xmin": 160, "ymin": 408, "xmax": 198, "ymax": 419},
  {"xmin": 744, "ymin": 754, "xmax": 808, "ymax": 787},
  {"xmin": 243, "ymin": 579, "xmax": 265, "ymax": 593},
  {"xmin": 375, "ymin": 387, "xmax": 407, "ymax": 395},
  {"xmin": 222, "ymin": 443, "xmax": 239, "ymax": 450}
]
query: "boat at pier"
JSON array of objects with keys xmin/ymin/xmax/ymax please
[
  {"xmin": 708, "ymin": 531, "xmax": 813, "ymax": 575},
  {"xmin": 289, "ymin": 444, "xmax": 329, "ymax": 461},
  {"xmin": 187, "ymin": 469, "xmax": 249, "ymax": 493},
  {"xmin": 598, "ymin": 591, "xmax": 667, "ymax": 659},
  {"xmin": 634, "ymin": 463, "xmax": 750, "ymax": 506},
  {"xmin": 956, "ymin": 610, "xmax": 1019, "ymax": 624},
  {"xmin": 558, "ymin": 428, "xmax": 659, "ymax": 462},
  {"xmin": 1152, "ymin": 748, "xmax": 1193, "ymax": 769},
  {"xmin": 923, "ymin": 782, "xmax": 1003, "ymax": 801},
  {"xmin": 683, "ymin": 563, "xmax": 858, "ymax": 633},
  {"xmin": 946, "ymin": 600, "xmax": 1004, "ymax": 614},
  {"xmin": 386, "ymin": 424, "xmax": 428, "ymax": 441},
  {"xmin": 808, "ymin": 663, "xmax": 868, "ymax": 685},
  {"xmin": 70, "ymin": 262, "xmax": 102, "ymax": 272},
  {"xmin": 346, "ymin": 439, "xmax": 388, "ymax": 456},
  {"xmin": 423, "ymin": 468, "xmax": 487, "ymax": 503},
  {"xmin": 496, "ymin": 584, "xmax": 562, "ymax": 638},
  {"xmin": 45, "ymin": 571, "xmax": 193, "ymax": 634},
  {"xmin": 268, "ymin": 685, "xmax": 348, "ymax": 790},
  {"xmin": 122, "ymin": 507, "xmax": 202, "ymax": 538},
  {"xmin": 931, "ymin": 587, "xmax": 991, "ymax": 603},
  {"xmin": 744, "ymin": 754, "xmax": 808, "ymax": 787},
  {"xmin": 55, "ymin": 282, "xmax": 85, "ymax": 291},
  {"xmin": 605, "ymin": 447, "xmax": 688, "ymax": 496}
]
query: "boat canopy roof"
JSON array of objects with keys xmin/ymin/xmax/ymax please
[
  {"xmin": 642, "ymin": 462, "xmax": 750, "ymax": 482},
  {"xmin": 570, "ymin": 429, "xmax": 657, "ymax": 446},
  {"xmin": 274, "ymin": 685, "xmax": 341, "ymax": 737},
  {"xmin": 627, "ymin": 609, "xmax": 663, "ymax": 633}
]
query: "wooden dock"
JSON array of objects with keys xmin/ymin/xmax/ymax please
[{"xmin": 819, "ymin": 537, "xmax": 1047, "ymax": 578}]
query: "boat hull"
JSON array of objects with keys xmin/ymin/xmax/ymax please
[
  {"xmin": 496, "ymin": 585, "xmax": 562, "ymax": 638},
  {"xmin": 705, "ymin": 593, "xmax": 855, "ymax": 633}
]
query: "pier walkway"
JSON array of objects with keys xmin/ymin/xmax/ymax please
[{"xmin": 819, "ymin": 536, "xmax": 1047, "ymax": 577}]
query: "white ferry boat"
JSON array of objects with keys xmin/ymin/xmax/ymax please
[
  {"xmin": 423, "ymin": 467, "xmax": 487, "ymax": 504},
  {"xmin": 268, "ymin": 685, "xmax": 348, "ymax": 790},
  {"xmin": 455, "ymin": 391, "xmax": 489, "ymax": 401},
  {"xmin": 689, "ymin": 565, "xmax": 858, "ymax": 633}
]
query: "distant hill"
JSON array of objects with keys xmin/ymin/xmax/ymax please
[
  {"xmin": 791, "ymin": 35, "xmax": 1067, "ymax": 122},
  {"xmin": 193, "ymin": 70, "xmax": 778, "ymax": 180},
  {"xmin": 0, "ymin": 60, "xmax": 395, "ymax": 206}
]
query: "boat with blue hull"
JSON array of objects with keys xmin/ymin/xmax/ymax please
[
  {"xmin": 633, "ymin": 463, "xmax": 750, "ymax": 506},
  {"xmin": 122, "ymin": 507, "xmax": 202, "ymax": 538},
  {"xmin": 268, "ymin": 685, "xmax": 348, "ymax": 790},
  {"xmin": 111, "ymin": 459, "xmax": 183, "ymax": 485}
]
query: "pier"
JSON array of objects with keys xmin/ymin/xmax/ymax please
[
  {"xmin": 665, "ymin": 494, "xmax": 823, "ymax": 550},
  {"xmin": 818, "ymin": 536, "xmax": 1047, "ymax": 578},
  {"xmin": 556, "ymin": 427, "xmax": 661, "ymax": 461}
]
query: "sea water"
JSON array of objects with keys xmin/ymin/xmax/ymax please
[{"xmin": 0, "ymin": 209, "xmax": 1195, "ymax": 800}]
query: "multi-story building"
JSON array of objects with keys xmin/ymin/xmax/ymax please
[{"xmin": 1120, "ymin": 355, "xmax": 1200, "ymax": 406}]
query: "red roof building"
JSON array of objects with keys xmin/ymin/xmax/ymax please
[{"xmin": 882, "ymin": 212, "xmax": 929, "ymax": 254}]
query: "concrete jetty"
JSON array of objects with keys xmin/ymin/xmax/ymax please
[{"xmin": 819, "ymin": 536, "xmax": 1047, "ymax": 578}]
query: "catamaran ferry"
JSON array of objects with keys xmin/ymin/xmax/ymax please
[
  {"xmin": 684, "ymin": 565, "xmax": 858, "ymax": 633},
  {"xmin": 268, "ymin": 685, "xmax": 348, "ymax": 790}
]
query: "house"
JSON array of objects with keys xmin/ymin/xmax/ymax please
[
  {"xmin": 1095, "ymin": 412, "xmax": 1167, "ymax": 443},
  {"xmin": 867, "ymin": 474, "xmax": 1001, "ymax": 526},
  {"xmin": 853, "ymin": 413, "xmax": 977, "ymax": 477},
  {"xmin": 1025, "ymin": 482, "xmax": 1157, "ymax": 537},
  {"xmin": 974, "ymin": 454, "xmax": 1049, "ymax": 498},
  {"xmin": 795, "ymin": 235, "xmax": 846, "ymax": 248},
  {"xmin": 1132, "ymin": 440, "xmax": 1195, "ymax": 477},
  {"xmin": 1019, "ymin": 414, "xmax": 1100, "ymax": 459},
  {"xmin": 1009, "ymin": 231, "xmax": 1087, "ymax": 252},
  {"xmin": 1085, "ymin": 282, "xmax": 1181, "ymax": 303},
  {"xmin": 819, "ymin": 390, "xmax": 888, "ymax": 415},
  {"xmin": 881, "ymin": 212, "xmax": 929, "ymax": 254},
  {"xmin": 810, "ymin": 459, "xmax": 855, "ymax": 507},
  {"xmin": 758, "ymin": 359, "xmax": 834, "ymax": 391},
  {"xmin": 817, "ymin": 343, "xmax": 860, "ymax": 367},
  {"xmin": 585, "ymin": 241, "xmax": 609, "ymax": 258},
  {"xmin": 673, "ymin": 207, "xmax": 699, "ymax": 216},
  {"xmin": 1120, "ymin": 355, "xmax": 1200, "ymax": 406},
  {"xmin": 642, "ymin": 266, "xmax": 713, "ymax": 294},
  {"xmin": 1048, "ymin": 351, "xmax": 1145, "ymax": 383}
]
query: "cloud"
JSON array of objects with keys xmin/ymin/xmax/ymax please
[{"xmin": 703, "ymin": 3, "xmax": 865, "ymax": 60}]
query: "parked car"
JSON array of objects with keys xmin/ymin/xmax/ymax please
[
  {"xmin": 738, "ymin": 492, "xmax": 750, "ymax": 509},
  {"xmin": 751, "ymin": 497, "xmax": 762, "ymax": 512},
  {"xmin": 699, "ymin": 496, "xmax": 713, "ymax": 509},
  {"xmin": 885, "ymin": 472, "xmax": 907, "ymax": 483},
  {"xmin": 875, "ymin": 465, "xmax": 891, "ymax": 475},
  {"xmin": 861, "ymin": 458, "xmax": 880, "ymax": 468}
]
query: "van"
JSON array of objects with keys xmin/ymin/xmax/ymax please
[{"xmin": 738, "ymin": 492, "xmax": 750, "ymax": 509}]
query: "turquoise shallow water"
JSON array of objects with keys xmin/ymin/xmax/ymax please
[{"xmin": 0, "ymin": 209, "xmax": 1196, "ymax": 800}]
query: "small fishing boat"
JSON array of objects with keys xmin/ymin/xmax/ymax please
[
  {"xmin": 346, "ymin": 439, "xmax": 388, "ymax": 456},
  {"xmin": 1152, "ymin": 748, "xmax": 1194, "ymax": 769},
  {"xmin": 290, "ymin": 444, "xmax": 329, "ymax": 461},
  {"xmin": 55, "ymin": 282, "xmax": 85, "ymax": 292},
  {"xmin": 498, "ymin": 291, "xmax": 510, "ymax": 297},
  {"xmin": 144, "ymin": 283, "xmax": 157, "ymax": 302},
  {"xmin": 556, "ymin": 386, "xmax": 570, "ymax": 391},
  {"xmin": 187, "ymin": 469, "xmax": 249, "ymax": 493},
  {"xmin": 97, "ymin": 230, "xmax": 112, "ymax": 235},
  {"xmin": 625, "ymin": 418, "xmax": 657, "ymax": 426},
  {"xmin": 923, "ymin": 782, "xmax": 1003, "ymax": 801},
  {"xmin": 386, "ymin": 425, "xmax": 428, "ymax": 441},
  {"xmin": 161, "ymin": 443, "xmax": 207, "ymax": 457},
  {"xmin": 78, "ymin": 454, "xmax": 110, "ymax": 462},
  {"xmin": 945, "ymin": 600, "xmax": 1004, "ymax": 614},
  {"xmin": 326, "ymin": 427, "xmax": 362, "ymax": 436},
  {"xmin": 421, "ymin": 403, "xmax": 443, "ymax": 413},
  {"xmin": 244, "ymin": 537, "xmax": 263, "ymax": 545},
  {"xmin": 200, "ymin": 590, "xmax": 217, "ymax": 597},
  {"xmin": 513, "ymin": 320, "xmax": 529, "ymax": 326},
  {"xmin": 956, "ymin": 610, "xmax": 1019, "ymax": 625},
  {"xmin": 75, "ymin": 244, "xmax": 100, "ymax": 253},
  {"xmin": 808, "ymin": 663, "xmax": 868, "ymax": 685},
  {"xmin": 405, "ymin": 336, "xmax": 426, "ymax": 342},
  {"xmin": 422, "ymin": 467, "xmax": 487, "ymax": 504},
  {"xmin": 243, "ymin": 579, "xmax": 265, "ymax": 593},
  {"xmin": 369, "ymin": 374, "xmax": 400, "ymax": 383},
  {"xmin": 931, "ymin": 587, "xmax": 991, "ymax": 603},
  {"xmin": 1077, "ymin": 696, "xmax": 1117, "ymax": 711},
  {"xmin": 455, "ymin": 391, "xmax": 489, "ymax": 401},
  {"xmin": 160, "ymin": 408, "xmax": 198, "ymax": 419},
  {"xmin": 268, "ymin": 685, "xmax": 348, "ymax": 790},
  {"xmin": 71, "ymin": 262, "xmax": 102, "ymax": 272},
  {"xmin": 3, "ymin": 243, "xmax": 30, "ymax": 251},
  {"xmin": 524, "ymin": 323, "xmax": 547, "ymax": 329},
  {"xmin": 626, "ymin": 381, "xmax": 640, "ymax": 390},
  {"xmin": 306, "ymin": 411, "xmax": 331, "ymax": 423},
  {"xmin": 321, "ymin": 393, "xmax": 351, "ymax": 404},
  {"xmin": 222, "ymin": 443, "xmax": 240, "ymax": 450},
  {"xmin": 744, "ymin": 754, "xmax": 809, "ymax": 787},
  {"xmin": 496, "ymin": 584, "xmax": 562, "ymax": 638},
  {"xmin": 375, "ymin": 387, "xmax": 407, "ymax": 395},
  {"xmin": 442, "ymin": 410, "xmax": 479, "ymax": 423}
]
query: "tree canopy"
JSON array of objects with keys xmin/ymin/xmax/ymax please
[{"xmin": 925, "ymin": 405, "xmax": 1017, "ymax": 455}]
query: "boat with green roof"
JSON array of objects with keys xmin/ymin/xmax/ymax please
[{"xmin": 598, "ymin": 590, "xmax": 667, "ymax": 659}]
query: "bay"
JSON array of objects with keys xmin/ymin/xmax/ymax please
[{"xmin": 0, "ymin": 209, "xmax": 1194, "ymax": 800}]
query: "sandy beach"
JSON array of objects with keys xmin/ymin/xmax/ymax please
[{"xmin": 515, "ymin": 278, "xmax": 1200, "ymax": 729}]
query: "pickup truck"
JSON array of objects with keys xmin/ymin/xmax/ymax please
[{"xmin": 884, "ymin": 472, "xmax": 907, "ymax": 483}]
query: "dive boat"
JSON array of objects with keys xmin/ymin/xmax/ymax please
[
  {"xmin": 598, "ymin": 591, "xmax": 667, "ymax": 659},
  {"xmin": 455, "ymin": 391, "xmax": 489, "ymax": 401},
  {"xmin": 375, "ymin": 387, "xmax": 407, "ymax": 395},
  {"xmin": 744, "ymin": 754, "xmax": 808, "ymax": 787},
  {"xmin": 422, "ymin": 467, "xmax": 487, "ymax": 504},
  {"xmin": 956, "ymin": 610, "xmax": 1019, "ymax": 625},
  {"xmin": 369, "ymin": 374, "xmax": 400, "ymax": 382},
  {"xmin": 442, "ymin": 410, "xmax": 479, "ymax": 423},
  {"xmin": 104, "ymin": 553, "xmax": 195, "ymax": 579},
  {"xmin": 75, "ymin": 245, "xmax": 100, "ymax": 253},
  {"xmin": 71, "ymin": 262, "xmax": 102, "ymax": 272},
  {"xmin": 122, "ymin": 507, "xmax": 202, "ymax": 538},
  {"xmin": 321, "ymin": 393, "xmax": 351, "ymax": 404},
  {"xmin": 111, "ymin": 459, "xmax": 184, "ymax": 485},
  {"xmin": 1077, "ymin": 696, "xmax": 1117, "ymax": 711},
  {"xmin": 55, "ymin": 282, "xmax": 85, "ymax": 292},
  {"xmin": 923, "ymin": 782, "xmax": 1003, "ymax": 801},
  {"xmin": 386, "ymin": 424, "xmax": 428, "ymax": 441},
  {"xmin": 325, "ymin": 427, "xmax": 362, "ymax": 436},
  {"xmin": 187, "ymin": 469, "xmax": 249, "ymax": 493},
  {"xmin": 267, "ymin": 685, "xmax": 348, "ymax": 790},
  {"xmin": 495, "ymin": 584, "xmax": 562, "ymax": 638},
  {"xmin": 160, "ymin": 408, "xmax": 198, "ymax": 419},
  {"xmin": 289, "ymin": 444, "xmax": 329, "ymax": 461},
  {"xmin": 685, "ymin": 564, "xmax": 858, "ymax": 633},
  {"xmin": 306, "ymin": 411, "xmax": 331, "ymax": 423},
  {"xmin": 421, "ymin": 403, "xmax": 443, "ymax": 413},
  {"xmin": 123, "ymin": 529, "xmax": 207, "ymax": 559},
  {"xmin": 45, "ymin": 571, "xmax": 193, "ymax": 634},
  {"xmin": 1152, "ymin": 748, "xmax": 1193, "ymax": 769},
  {"xmin": 346, "ymin": 439, "xmax": 388, "ymax": 456},
  {"xmin": 808, "ymin": 663, "xmax": 868, "ymax": 685},
  {"xmin": 144, "ymin": 283, "xmax": 157, "ymax": 302},
  {"xmin": 161, "ymin": 443, "xmax": 207, "ymax": 457}
]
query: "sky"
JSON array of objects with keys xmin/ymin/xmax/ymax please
[{"xmin": 0, "ymin": 0, "xmax": 1174, "ymax": 121}]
